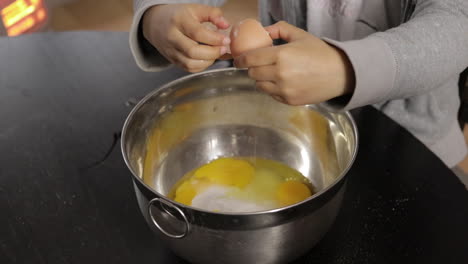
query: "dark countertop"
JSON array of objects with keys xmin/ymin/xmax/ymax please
[{"xmin": 1, "ymin": 32, "xmax": 467, "ymax": 264}]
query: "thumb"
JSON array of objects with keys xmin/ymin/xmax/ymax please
[
  {"xmin": 191, "ymin": 4, "xmax": 230, "ymax": 29},
  {"xmin": 264, "ymin": 21, "xmax": 308, "ymax": 42}
]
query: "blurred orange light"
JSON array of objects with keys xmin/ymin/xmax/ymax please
[
  {"xmin": 36, "ymin": 7, "xmax": 45, "ymax": 21},
  {"xmin": 7, "ymin": 16, "xmax": 35, "ymax": 36},
  {"xmin": 1, "ymin": 0, "xmax": 46, "ymax": 36},
  {"xmin": 2, "ymin": 0, "xmax": 36, "ymax": 27}
]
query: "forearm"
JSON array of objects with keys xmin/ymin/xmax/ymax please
[
  {"xmin": 377, "ymin": 0, "xmax": 468, "ymax": 96},
  {"xmin": 326, "ymin": 0, "xmax": 468, "ymax": 109}
]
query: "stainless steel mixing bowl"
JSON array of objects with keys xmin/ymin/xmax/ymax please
[{"xmin": 121, "ymin": 68, "xmax": 358, "ymax": 264}]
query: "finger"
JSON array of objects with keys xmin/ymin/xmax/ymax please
[
  {"xmin": 255, "ymin": 81, "xmax": 279, "ymax": 95},
  {"xmin": 171, "ymin": 50, "xmax": 213, "ymax": 72},
  {"xmin": 271, "ymin": 95, "xmax": 287, "ymax": 104},
  {"xmin": 264, "ymin": 21, "xmax": 308, "ymax": 42},
  {"xmin": 211, "ymin": 16, "xmax": 230, "ymax": 29},
  {"xmin": 218, "ymin": 53, "xmax": 233, "ymax": 60},
  {"xmin": 234, "ymin": 46, "xmax": 279, "ymax": 68},
  {"xmin": 191, "ymin": 5, "xmax": 230, "ymax": 29},
  {"xmin": 181, "ymin": 20, "xmax": 230, "ymax": 46},
  {"xmin": 248, "ymin": 65, "xmax": 277, "ymax": 81},
  {"xmin": 181, "ymin": 5, "xmax": 230, "ymax": 45},
  {"xmin": 174, "ymin": 31, "xmax": 227, "ymax": 60}
]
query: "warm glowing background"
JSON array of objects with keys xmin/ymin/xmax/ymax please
[
  {"xmin": 0, "ymin": 0, "xmax": 258, "ymax": 36},
  {"xmin": 1, "ymin": 0, "xmax": 47, "ymax": 36}
]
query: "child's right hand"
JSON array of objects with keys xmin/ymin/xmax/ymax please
[{"xmin": 142, "ymin": 4, "xmax": 231, "ymax": 73}]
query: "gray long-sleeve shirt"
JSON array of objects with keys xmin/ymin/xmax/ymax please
[{"xmin": 130, "ymin": 0, "xmax": 468, "ymax": 168}]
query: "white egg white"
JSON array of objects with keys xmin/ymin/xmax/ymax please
[{"xmin": 191, "ymin": 185, "xmax": 275, "ymax": 213}]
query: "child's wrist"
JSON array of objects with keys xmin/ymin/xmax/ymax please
[{"xmin": 330, "ymin": 45, "xmax": 355, "ymax": 98}]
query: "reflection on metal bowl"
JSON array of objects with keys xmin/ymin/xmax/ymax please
[{"xmin": 121, "ymin": 68, "xmax": 358, "ymax": 264}]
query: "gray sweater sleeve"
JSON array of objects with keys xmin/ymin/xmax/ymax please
[
  {"xmin": 130, "ymin": 0, "xmax": 225, "ymax": 72},
  {"xmin": 325, "ymin": 0, "xmax": 468, "ymax": 110}
]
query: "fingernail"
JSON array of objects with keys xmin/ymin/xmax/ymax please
[
  {"xmin": 223, "ymin": 37, "xmax": 231, "ymax": 45},
  {"xmin": 220, "ymin": 46, "xmax": 227, "ymax": 55},
  {"xmin": 219, "ymin": 16, "xmax": 229, "ymax": 25}
]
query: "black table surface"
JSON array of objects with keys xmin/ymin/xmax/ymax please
[{"xmin": 1, "ymin": 32, "xmax": 467, "ymax": 264}]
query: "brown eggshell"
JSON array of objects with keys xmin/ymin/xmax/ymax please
[{"xmin": 230, "ymin": 19, "xmax": 273, "ymax": 58}]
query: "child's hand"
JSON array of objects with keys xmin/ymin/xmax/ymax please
[
  {"xmin": 142, "ymin": 4, "xmax": 231, "ymax": 72},
  {"xmin": 234, "ymin": 21, "xmax": 355, "ymax": 105}
]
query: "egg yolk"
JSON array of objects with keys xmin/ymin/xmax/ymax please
[
  {"xmin": 276, "ymin": 181, "xmax": 312, "ymax": 206},
  {"xmin": 174, "ymin": 181, "xmax": 197, "ymax": 205},
  {"xmin": 193, "ymin": 158, "xmax": 254, "ymax": 188},
  {"xmin": 170, "ymin": 157, "xmax": 314, "ymax": 212}
]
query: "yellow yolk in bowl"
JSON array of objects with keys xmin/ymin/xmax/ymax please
[
  {"xmin": 174, "ymin": 181, "xmax": 197, "ymax": 205},
  {"xmin": 276, "ymin": 180, "xmax": 312, "ymax": 206},
  {"xmin": 193, "ymin": 158, "xmax": 254, "ymax": 188},
  {"xmin": 170, "ymin": 157, "xmax": 314, "ymax": 213}
]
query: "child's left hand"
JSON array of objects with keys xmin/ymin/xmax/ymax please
[{"xmin": 234, "ymin": 21, "xmax": 355, "ymax": 105}]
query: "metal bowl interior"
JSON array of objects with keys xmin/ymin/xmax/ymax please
[{"xmin": 122, "ymin": 68, "xmax": 357, "ymax": 215}]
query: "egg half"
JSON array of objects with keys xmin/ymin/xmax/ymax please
[
  {"xmin": 229, "ymin": 19, "xmax": 273, "ymax": 58},
  {"xmin": 170, "ymin": 157, "xmax": 314, "ymax": 213}
]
